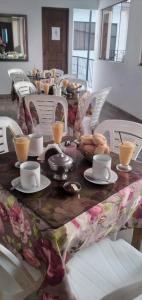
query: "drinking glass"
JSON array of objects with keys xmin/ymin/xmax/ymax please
[
  {"xmin": 35, "ymin": 80, "xmax": 41, "ymax": 93},
  {"xmin": 62, "ymin": 79, "xmax": 69, "ymax": 89},
  {"xmin": 43, "ymin": 83, "xmax": 49, "ymax": 95},
  {"xmin": 52, "ymin": 121, "xmax": 64, "ymax": 144},
  {"xmin": 13, "ymin": 136, "xmax": 30, "ymax": 168},
  {"xmin": 116, "ymin": 140, "xmax": 135, "ymax": 172}
]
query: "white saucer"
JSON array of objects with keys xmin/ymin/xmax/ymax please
[
  {"xmin": 84, "ymin": 168, "xmax": 118, "ymax": 185},
  {"xmin": 11, "ymin": 174, "xmax": 51, "ymax": 193}
]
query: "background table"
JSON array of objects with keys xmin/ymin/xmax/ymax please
[{"xmin": 0, "ymin": 150, "xmax": 142, "ymax": 299}]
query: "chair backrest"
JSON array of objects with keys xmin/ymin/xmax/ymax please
[
  {"xmin": 43, "ymin": 69, "xmax": 64, "ymax": 79},
  {"xmin": 0, "ymin": 243, "xmax": 42, "ymax": 300},
  {"xmin": 89, "ymin": 87, "xmax": 111, "ymax": 129},
  {"xmin": 55, "ymin": 69, "xmax": 64, "ymax": 78},
  {"xmin": 14, "ymin": 81, "xmax": 37, "ymax": 100},
  {"xmin": 60, "ymin": 74, "xmax": 76, "ymax": 80},
  {"xmin": 24, "ymin": 94, "xmax": 68, "ymax": 137},
  {"xmin": 0, "ymin": 117, "xmax": 23, "ymax": 154},
  {"xmin": 13, "ymin": 75, "xmax": 30, "ymax": 84},
  {"xmin": 81, "ymin": 87, "xmax": 111, "ymax": 134},
  {"xmin": 8, "ymin": 68, "xmax": 25, "ymax": 78},
  {"xmin": 8, "ymin": 68, "xmax": 29, "ymax": 83},
  {"xmin": 95, "ymin": 119, "xmax": 142, "ymax": 160},
  {"xmin": 43, "ymin": 69, "xmax": 52, "ymax": 78}
]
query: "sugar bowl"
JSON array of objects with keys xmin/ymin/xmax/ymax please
[{"xmin": 48, "ymin": 153, "xmax": 73, "ymax": 180}]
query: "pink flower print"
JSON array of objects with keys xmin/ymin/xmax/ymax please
[
  {"xmin": 119, "ymin": 188, "xmax": 134, "ymax": 209},
  {"xmin": 88, "ymin": 205, "xmax": 103, "ymax": 221},
  {"xmin": 0, "ymin": 217, "xmax": 4, "ymax": 234},
  {"xmin": 10, "ymin": 205, "xmax": 25, "ymax": 237},
  {"xmin": 134, "ymin": 197, "xmax": 142, "ymax": 219},
  {"xmin": 9, "ymin": 204, "xmax": 31, "ymax": 243},
  {"xmin": 35, "ymin": 239, "xmax": 65, "ymax": 286},
  {"xmin": 22, "ymin": 219, "xmax": 32, "ymax": 244},
  {"xmin": 43, "ymin": 294, "xmax": 61, "ymax": 300},
  {"xmin": 72, "ymin": 218, "xmax": 80, "ymax": 228},
  {"xmin": 23, "ymin": 248, "xmax": 41, "ymax": 268},
  {"xmin": 0, "ymin": 202, "xmax": 9, "ymax": 221},
  {"xmin": 68, "ymin": 104, "xmax": 78, "ymax": 126}
]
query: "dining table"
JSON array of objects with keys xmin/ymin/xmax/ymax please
[
  {"xmin": 10, "ymin": 71, "xmax": 91, "ymax": 138},
  {"xmin": 0, "ymin": 144, "xmax": 142, "ymax": 300}
]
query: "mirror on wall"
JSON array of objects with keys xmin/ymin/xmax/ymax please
[{"xmin": 0, "ymin": 14, "xmax": 28, "ymax": 61}]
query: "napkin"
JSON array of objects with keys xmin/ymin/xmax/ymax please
[{"xmin": 37, "ymin": 143, "xmax": 63, "ymax": 161}]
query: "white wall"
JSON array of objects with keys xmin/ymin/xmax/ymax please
[
  {"xmin": 0, "ymin": 0, "xmax": 99, "ymax": 95},
  {"xmin": 94, "ymin": 0, "xmax": 142, "ymax": 120}
]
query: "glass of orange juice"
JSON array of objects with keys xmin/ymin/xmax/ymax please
[
  {"xmin": 35, "ymin": 80, "xmax": 41, "ymax": 93},
  {"xmin": 43, "ymin": 83, "xmax": 49, "ymax": 95},
  {"xmin": 13, "ymin": 136, "xmax": 30, "ymax": 167},
  {"xmin": 62, "ymin": 79, "xmax": 69, "ymax": 89},
  {"xmin": 52, "ymin": 121, "xmax": 64, "ymax": 144},
  {"xmin": 116, "ymin": 140, "xmax": 135, "ymax": 172}
]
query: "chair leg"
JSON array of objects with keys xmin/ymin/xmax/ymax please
[{"xmin": 131, "ymin": 227, "xmax": 142, "ymax": 250}]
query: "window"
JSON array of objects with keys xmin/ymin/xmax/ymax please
[
  {"xmin": 74, "ymin": 21, "xmax": 95, "ymax": 50},
  {"xmin": 72, "ymin": 9, "xmax": 96, "ymax": 87},
  {"xmin": 100, "ymin": 0, "xmax": 131, "ymax": 62}
]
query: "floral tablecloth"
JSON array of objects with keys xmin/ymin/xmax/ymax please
[
  {"xmin": 1, "ymin": 151, "xmax": 142, "ymax": 299},
  {"xmin": 0, "ymin": 179, "xmax": 142, "ymax": 300}
]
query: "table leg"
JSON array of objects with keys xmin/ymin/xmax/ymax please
[{"xmin": 132, "ymin": 227, "xmax": 142, "ymax": 250}]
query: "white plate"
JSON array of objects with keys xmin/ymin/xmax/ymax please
[
  {"xmin": 11, "ymin": 174, "xmax": 51, "ymax": 193},
  {"xmin": 84, "ymin": 168, "xmax": 118, "ymax": 185}
]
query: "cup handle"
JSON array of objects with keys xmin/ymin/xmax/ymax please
[
  {"xmin": 31, "ymin": 174, "xmax": 40, "ymax": 187},
  {"xmin": 105, "ymin": 167, "xmax": 111, "ymax": 181}
]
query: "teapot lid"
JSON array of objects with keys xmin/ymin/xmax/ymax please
[{"xmin": 48, "ymin": 153, "xmax": 73, "ymax": 166}]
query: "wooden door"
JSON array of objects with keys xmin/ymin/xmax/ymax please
[{"xmin": 42, "ymin": 7, "xmax": 69, "ymax": 72}]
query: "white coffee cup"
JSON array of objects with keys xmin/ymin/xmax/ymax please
[
  {"xmin": 20, "ymin": 161, "xmax": 40, "ymax": 190},
  {"xmin": 53, "ymin": 85, "xmax": 62, "ymax": 96},
  {"xmin": 29, "ymin": 134, "xmax": 43, "ymax": 156},
  {"xmin": 92, "ymin": 154, "xmax": 112, "ymax": 181}
]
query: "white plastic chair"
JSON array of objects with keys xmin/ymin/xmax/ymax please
[
  {"xmin": 14, "ymin": 81, "xmax": 37, "ymax": 100},
  {"xmin": 54, "ymin": 69, "xmax": 64, "ymax": 78},
  {"xmin": 67, "ymin": 238, "xmax": 142, "ymax": 300},
  {"xmin": 8, "ymin": 68, "xmax": 29, "ymax": 83},
  {"xmin": 24, "ymin": 94, "xmax": 68, "ymax": 138},
  {"xmin": 43, "ymin": 69, "xmax": 64, "ymax": 79},
  {"xmin": 0, "ymin": 243, "xmax": 42, "ymax": 300},
  {"xmin": 0, "ymin": 117, "xmax": 23, "ymax": 154},
  {"xmin": 94, "ymin": 119, "xmax": 142, "ymax": 160},
  {"xmin": 81, "ymin": 87, "xmax": 112, "ymax": 134},
  {"xmin": 60, "ymin": 74, "xmax": 76, "ymax": 80},
  {"xmin": 43, "ymin": 69, "xmax": 52, "ymax": 78}
]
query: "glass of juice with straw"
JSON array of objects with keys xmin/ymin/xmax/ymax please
[{"xmin": 116, "ymin": 133, "xmax": 135, "ymax": 172}]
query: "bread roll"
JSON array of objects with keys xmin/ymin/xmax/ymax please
[
  {"xmin": 80, "ymin": 135, "xmax": 94, "ymax": 145},
  {"xmin": 104, "ymin": 145, "xmax": 110, "ymax": 154},
  {"xmin": 93, "ymin": 133, "xmax": 107, "ymax": 146},
  {"xmin": 83, "ymin": 144, "xmax": 96, "ymax": 156},
  {"xmin": 95, "ymin": 145, "xmax": 106, "ymax": 154}
]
